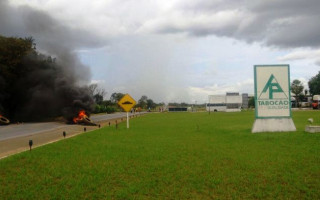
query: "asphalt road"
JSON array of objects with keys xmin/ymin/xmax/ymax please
[{"xmin": 0, "ymin": 112, "xmax": 144, "ymax": 141}]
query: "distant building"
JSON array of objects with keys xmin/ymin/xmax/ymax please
[
  {"xmin": 168, "ymin": 107, "xmax": 188, "ymax": 112},
  {"xmin": 242, "ymin": 93, "xmax": 249, "ymax": 109},
  {"xmin": 206, "ymin": 92, "xmax": 248, "ymax": 112}
]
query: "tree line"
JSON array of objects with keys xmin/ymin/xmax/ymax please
[
  {"xmin": 291, "ymin": 73, "xmax": 320, "ymax": 106},
  {"xmin": 89, "ymin": 88, "xmax": 164, "ymax": 114}
]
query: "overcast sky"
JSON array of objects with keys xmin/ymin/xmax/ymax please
[{"xmin": 2, "ymin": 0, "xmax": 320, "ymax": 103}]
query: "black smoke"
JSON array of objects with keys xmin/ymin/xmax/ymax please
[
  {"xmin": 0, "ymin": 36, "xmax": 94, "ymax": 122},
  {"xmin": 0, "ymin": 1, "xmax": 98, "ymax": 122}
]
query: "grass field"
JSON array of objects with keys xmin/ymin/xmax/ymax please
[{"xmin": 1, "ymin": 111, "xmax": 320, "ymax": 199}]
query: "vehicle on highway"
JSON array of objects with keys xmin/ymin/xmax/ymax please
[{"xmin": 312, "ymin": 95, "xmax": 320, "ymax": 109}]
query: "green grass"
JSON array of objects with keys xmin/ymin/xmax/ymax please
[{"xmin": 1, "ymin": 111, "xmax": 320, "ymax": 199}]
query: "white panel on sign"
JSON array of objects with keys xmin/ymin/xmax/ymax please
[
  {"xmin": 252, "ymin": 64, "xmax": 296, "ymax": 133},
  {"xmin": 254, "ymin": 65, "xmax": 291, "ymax": 118}
]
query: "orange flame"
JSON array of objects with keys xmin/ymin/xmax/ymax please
[{"xmin": 73, "ymin": 110, "xmax": 88, "ymax": 123}]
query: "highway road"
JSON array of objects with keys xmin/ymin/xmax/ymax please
[{"xmin": 0, "ymin": 112, "xmax": 145, "ymax": 141}]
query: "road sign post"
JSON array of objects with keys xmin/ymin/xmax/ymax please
[
  {"xmin": 127, "ymin": 112, "xmax": 129, "ymax": 128},
  {"xmin": 118, "ymin": 94, "xmax": 136, "ymax": 129}
]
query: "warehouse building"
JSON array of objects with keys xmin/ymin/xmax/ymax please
[{"xmin": 206, "ymin": 92, "xmax": 248, "ymax": 112}]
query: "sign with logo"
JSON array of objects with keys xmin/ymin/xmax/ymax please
[
  {"xmin": 254, "ymin": 65, "xmax": 291, "ymax": 118},
  {"xmin": 118, "ymin": 94, "xmax": 136, "ymax": 112}
]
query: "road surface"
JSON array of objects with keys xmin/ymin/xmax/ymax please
[{"xmin": 0, "ymin": 112, "xmax": 143, "ymax": 141}]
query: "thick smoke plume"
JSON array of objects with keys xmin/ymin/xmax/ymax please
[
  {"xmin": 0, "ymin": 36, "xmax": 94, "ymax": 122},
  {"xmin": 0, "ymin": 1, "xmax": 95, "ymax": 122}
]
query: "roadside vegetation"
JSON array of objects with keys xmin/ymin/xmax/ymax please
[
  {"xmin": 92, "ymin": 92, "xmax": 165, "ymax": 114},
  {"xmin": 1, "ymin": 111, "xmax": 320, "ymax": 199}
]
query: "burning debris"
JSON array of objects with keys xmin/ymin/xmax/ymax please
[
  {"xmin": 73, "ymin": 110, "xmax": 96, "ymax": 126},
  {"xmin": 0, "ymin": 114, "xmax": 10, "ymax": 125}
]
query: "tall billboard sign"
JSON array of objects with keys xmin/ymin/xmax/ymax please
[{"xmin": 252, "ymin": 65, "xmax": 296, "ymax": 133}]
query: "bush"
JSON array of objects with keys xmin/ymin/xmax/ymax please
[
  {"xmin": 93, "ymin": 104, "xmax": 117, "ymax": 114},
  {"xmin": 105, "ymin": 106, "xmax": 116, "ymax": 114}
]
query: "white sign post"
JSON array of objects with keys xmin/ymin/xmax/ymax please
[
  {"xmin": 252, "ymin": 65, "xmax": 296, "ymax": 133},
  {"xmin": 127, "ymin": 112, "xmax": 129, "ymax": 128}
]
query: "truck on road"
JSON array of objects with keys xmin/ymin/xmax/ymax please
[{"xmin": 312, "ymin": 95, "xmax": 320, "ymax": 109}]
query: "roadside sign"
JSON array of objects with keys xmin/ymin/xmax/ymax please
[
  {"xmin": 118, "ymin": 94, "xmax": 136, "ymax": 129},
  {"xmin": 118, "ymin": 94, "xmax": 136, "ymax": 112},
  {"xmin": 252, "ymin": 64, "xmax": 296, "ymax": 133},
  {"xmin": 254, "ymin": 65, "xmax": 291, "ymax": 118}
]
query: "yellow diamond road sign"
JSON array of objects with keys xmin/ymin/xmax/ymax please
[{"xmin": 118, "ymin": 94, "xmax": 136, "ymax": 112}]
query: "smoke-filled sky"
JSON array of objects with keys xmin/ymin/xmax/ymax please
[{"xmin": 2, "ymin": 0, "xmax": 320, "ymax": 103}]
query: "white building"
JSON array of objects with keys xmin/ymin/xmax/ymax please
[{"xmin": 206, "ymin": 92, "xmax": 244, "ymax": 112}]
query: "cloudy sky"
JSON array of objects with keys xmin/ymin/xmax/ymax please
[{"xmin": 1, "ymin": 0, "xmax": 320, "ymax": 103}]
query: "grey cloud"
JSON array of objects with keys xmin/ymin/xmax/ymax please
[
  {"xmin": 156, "ymin": 0, "xmax": 320, "ymax": 49},
  {"xmin": 249, "ymin": 0, "xmax": 320, "ymax": 16},
  {"xmin": 266, "ymin": 17, "xmax": 320, "ymax": 48},
  {"xmin": 0, "ymin": 0, "xmax": 101, "ymax": 83},
  {"xmin": 178, "ymin": 0, "xmax": 244, "ymax": 13},
  {"xmin": 0, "ymin": 0, "xmax": 105, "ymax": 51}
]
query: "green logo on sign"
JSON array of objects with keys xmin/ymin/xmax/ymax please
[{"xmin": 259, "ymin": 74, "xmax": 287, "ymax": 99}]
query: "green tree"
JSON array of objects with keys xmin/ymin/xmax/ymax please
[
  {"xmin": 110, "ymin": 92, "xmax": 124, "ymax": 104},
  {"xmin": 101, "ymin": 100, "xmax": 112, "ymax": 107},
  {"xmin": 93, "ymin": 94, "xmax": 103, "ymax": 105},
  {"xmin": 291, "ymin": 79, "xmax": 304, "ymax": 107},
  {"xmin": 308, "ymin": 71, "xmax": 320, "ymax": 96},
  {"xmin": 146, "ymin": 99, "xmax": 156, "ymax": 109},
  {"xmin": 88, "ymin": 84, "xmax": 98, "ymax": 96},
  {"xmin": 138, "ymin": 95, "xmax": 148, "ymax": 108},
  {"xmin": 248, "ymin": 97, "xmax": 255, "ymax": 108},
  {"xmin": 0, "ymin": 36, "xmax": 35, "ymax": 116},
  {"xmin": 88, "ymin": 84, "xmax": 106, "ymax": 104}
]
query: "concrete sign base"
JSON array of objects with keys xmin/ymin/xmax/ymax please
[
  {"xmin": 252, "ymin": 118, "xmax": 296, "ymax": 133},
  {"xmin": 305, "ymin": 125, "xmax": 320, "ymax": 133}
]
